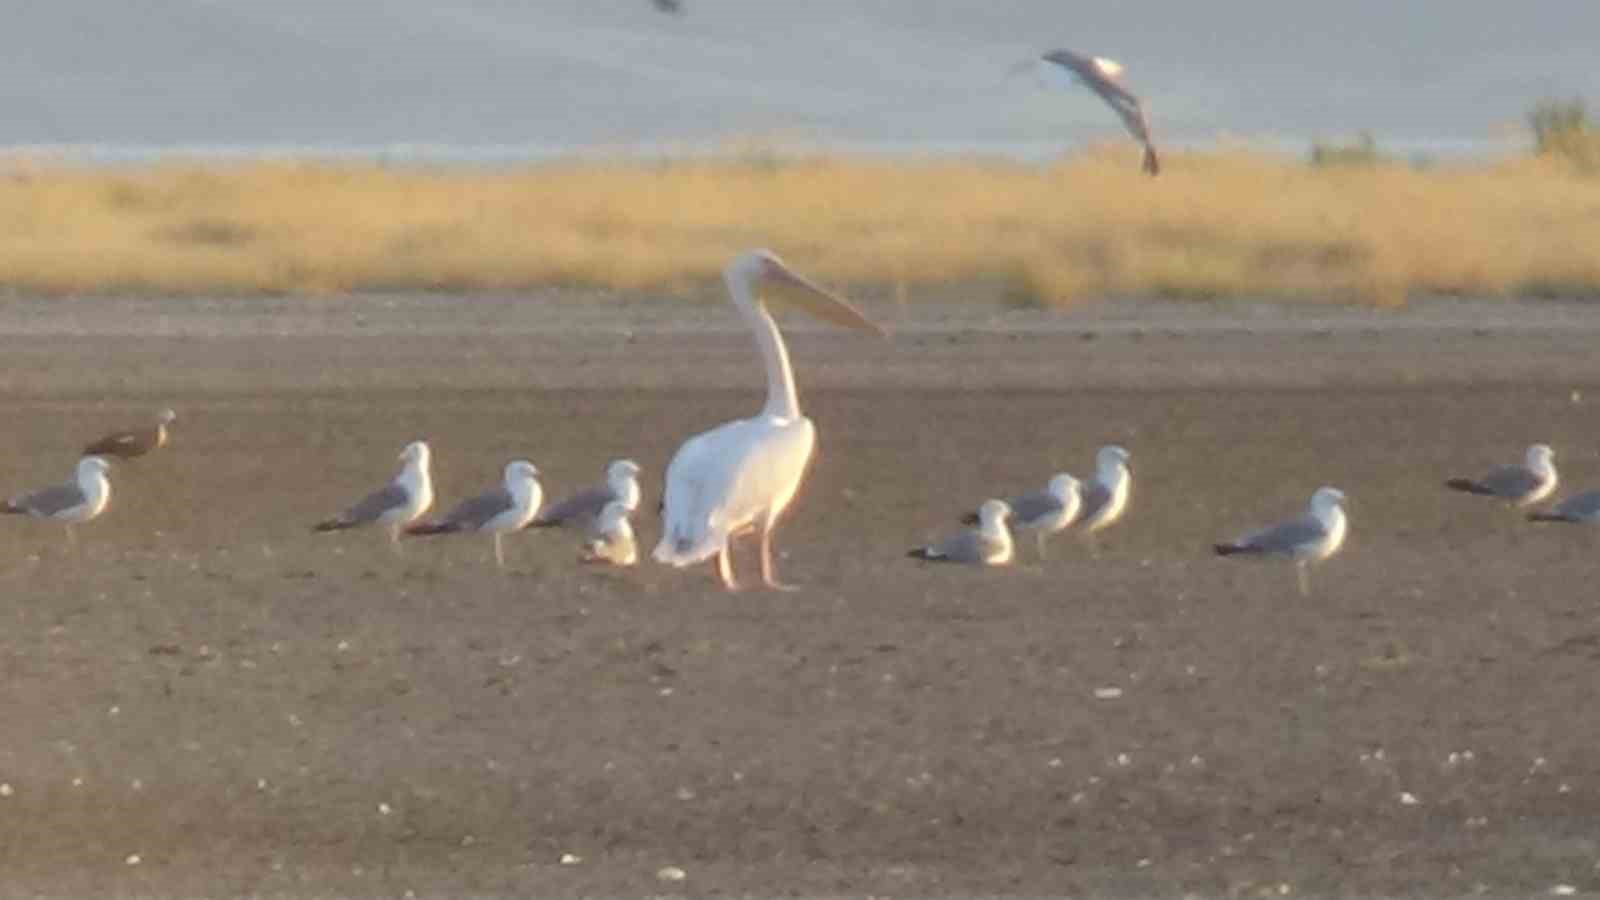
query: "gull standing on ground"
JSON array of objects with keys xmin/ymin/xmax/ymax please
[
  {"xmin": 1037, "ymin": 49, "xmax": 1161, "ymax": 176},
  {"xmin": 528, "ymin": 459, "xmax": 641, "ymax": 530},
  {"xmin": 3, "ymin": 456, "xmax": 113, "ymax": 548},
  {"xmin": 653, "ymin": 249, "xmax": 885, "ymax": 591},
  {"xmin": 911, "ymin": 499, "xmax": 1014, "ymax": 566},
  {"xmin": 963, "ymin": 473, "xmax": 1081, "ymax": 559},
  {"xmin": 314, "ymin": 440, "xmax": 434, "ymax": 551},
  {"xmin": 582, "ymin": 500, "xmax": 639, "ymax": 566},
  {"xmin": 1446, "ymin": 444, "xmax": 1557, "ymax": 508},
  {"xmin": 407, "ymin": 460, "xmax": 542, "ymax": 570},
  {"xmin": 1215, "ymin": 486, "xmax": 1349, "ymax": 597},
  {"xmin": 83, "ymin": 408, "xmax": 176, "ymax": 459},
  {"xmin": 1528, "ymin": 489, "xmax": 1600, "ymax": 524},
  {"xmin": 1077, "ymin": 445, "xmax": 1132, "ymax": 555}
]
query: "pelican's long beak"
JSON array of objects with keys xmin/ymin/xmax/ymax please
[{"xmin": 762, "ymin": 261, "xmax": 885, "ymax": 336}]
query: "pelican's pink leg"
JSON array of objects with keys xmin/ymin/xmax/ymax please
[
  {"xmin": 758, "ymin": 515, "xmax": 798, "ymax": 592},
  {"xmin": 715, "ymin": 546, "xmax": 740, "ymax": 591}
]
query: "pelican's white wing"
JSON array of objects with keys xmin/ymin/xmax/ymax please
[{"xmin": 654, "ymin": 415, "xmax": 816, "ymax": 566}]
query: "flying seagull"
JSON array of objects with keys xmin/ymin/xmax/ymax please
[
  {"xmin": 911, "ymin": 499, "xmax": 1014, "ymax": 566},
  {"xmin": 1038, "ymin": 49, "xmax": 1160, "ymax": 176},
  {"xmin": 83, "ymin": 408, "xmax": 176, "ymax": 459},
  {"xmin": 314, "ymin": 440, "xmax": 434, "ymax": 551},
  {"xmin": 406, "ymin": 460, "xmax": 542, "ymax": 570},
  {"xmin": 962, "ymin": 473, "xmax": 1082, "ymax": 559},
  {"xmin": 1446, "ymin": 444, "xmax": 1558, "ymax": 508},
  {"xmin": 1215, "ymin": 486, "xmax": 1349, "ymax": 597},
  {"xmin": 3, "ymin": 456, "xmax": 113, "ymax": 547},
  {"xmin": 582, "ymin": 500, "xmax": 639, "ymax": 566},
  {"xmin": 527, "ymin": 459, "xmax": 641, "ymax": 531},
  {"xmin": 1528, "ymin": 489, "xmax": 1600, "ymax": 524}
]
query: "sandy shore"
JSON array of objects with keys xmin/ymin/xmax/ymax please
[{"xmin": 2, "ymin": 293, "xmax": 1599, "ymax": 897}]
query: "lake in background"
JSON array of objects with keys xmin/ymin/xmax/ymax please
[{"xmin": 1, "ymin": 0, "xmax": 1594, "ymax": 164}]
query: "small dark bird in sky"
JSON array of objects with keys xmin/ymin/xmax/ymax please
[{"xmin": 651, "ymin": 0, "xmax": 683, "ymax": 14}]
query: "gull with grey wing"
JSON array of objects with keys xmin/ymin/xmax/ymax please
[
  {"xmin": 1037, "ymin": 49, "xmax": 1161, "ymax": 176},
  {"xmin": 314, "ymin": 440, "xmax": 434, "ymax": 551},
  {"xmin": 3, "ymin": 456, "xmax": 113, "ymax": 548},
  {"xmin": 528, "ymin": 459, "xmax": 640, "ymax": 531},
  {"xmin": 582, "ymin": 500, "xmax": 639, "ymax": 566},
  {"xmin": 407, "ymin": 460, "xmax": 542, "ymax": 570},
  {"xmin": 963, "ymin": 473, "xmax": 1081, "ymax": 559},
  {"xmin": 1529, "ymin": 489, "xmax": 1600, "ymax": 524},
  {"xmin": 1446, "ymin": 444, "xmax": 1557, "ymax": 508},
  {"xmin": 912, "ymin": 499, "xmax": 1014, "ymax": 566},
  {"xmin": 1215, "ymin": 486, "xmax": 1349, "ymax": 597}
]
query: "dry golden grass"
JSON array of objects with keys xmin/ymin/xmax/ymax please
[{"xmin": 2, "ymin": 149, "xmax": 1599, "ymax": 305}]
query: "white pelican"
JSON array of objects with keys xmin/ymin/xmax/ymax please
[
  {"xmin": 1037, "ymin": 49, "xmax": 1160, "ymax": 176},
  {"xmin": 911, "ymin": 499, "xmax": 1014, "ymax": 566},
  {"xmin": 315, "ymin": 440, "xmax": 435, "ymax": 551},
  {"xmin": 1447, "ymin": 444, "xmax": 1557, "ymax": 508},
  {"xmin": 1077, "ymin": 445, "xmax": 1132, "ymax": 555},
  {"xmin": 1529, "ymin": 489, "xmax": 1600, "ymax": 524},
  {"xmin": 3, "ymin": 456, "xmax": 113, "ymax": 547},
  {"xmin": 653, "ymin": 249, "xmax": 884, "ymax": 590},
  {"xmin": 962, "ymin": 473, "xmax": 1082, "ymax": 559},
  {"xmin": 582, "ymin": 500, "xmax": 639, "ymax": 567},
  {"xmin": 407, "ymin": 459, "xmax": 542, "ymax": 569},
  {"xmin": 528, "ymin": 458, "xmax": 641, "ymax": 530},
  {"xmin": 84, "ymin": 408, "xmax": 176, "ymax": 459},
  {"xmin": 1215, "ymin": 486, "xmax": 1349, "ymax": 597}
]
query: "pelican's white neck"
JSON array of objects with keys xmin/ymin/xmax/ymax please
[{"xmin": 727, "ymin": 266, "xmax": 802, "ymax": 421}]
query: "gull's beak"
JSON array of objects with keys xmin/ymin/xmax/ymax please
[{"xmin": 762, "ymin": 261, "xmax": 886, "ymax": 337}]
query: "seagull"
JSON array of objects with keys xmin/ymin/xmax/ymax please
[
  {"xmin": 3, "ymin": 456, "xmax": 113, "ymax": 547},
  {"xmin": 1037, "ymin": 49, "xmax": 1160, "ymax": 176},
  {"xmin": 1528, "ymin": 489, "xmax": 1600, "ymax": 524},
  {"xmin": 83, "ymin": 408, "xmax": 176, "ymax": 459},
  {"xmin": 314, "ymin": 441, "xmax": 434, "ymax": 551},
  {"xmin": 962, "ymin": 473, "xmax": 1081, "ymax": 559},
  {"xmin": 527, "ymin": 459, "xmax": 641, "ymax": 530},
  {"xmin": 1077, "ymin": 445, "xmax": 1132, "ymax": 555},
  {"xmin": 911, "ymin": 499, "xmax": 1014, "ymax": 566},
  {"xmin": 1215, "ymin": 486, "xmax": 1349, "ymax": 597},
  {"xmin": 653, "ymin": 249, "xmax": 884, "ymax": 591},
  {"xmin": 1446, "ymin": 444, "xmax": 1558, "ymax": 508},
  {"xmin": 406, "ymin": 460, "xmax": 542, "ymax": 570},
  {"xmin": 651, "ymin": 0, "xmax": 683, "ymax": 13},
  {"xmin": 581, "ymin": 500, "xmax": 639, "ymax": 566}
]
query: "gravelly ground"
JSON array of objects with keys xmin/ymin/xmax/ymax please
[{"xmin": 3, "ymin": 293, "xmax": 1600, "ymax": 897}]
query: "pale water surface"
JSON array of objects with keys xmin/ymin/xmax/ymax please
[{"xmin": 1, "ymin": 1, "xmax": 1595, "ymax": 160}]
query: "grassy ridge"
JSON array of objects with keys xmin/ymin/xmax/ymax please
[{"xmin": 2, "ymin": 150, "xmax": 1598, "ymax": 304}]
